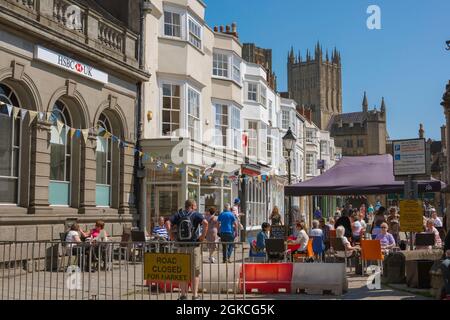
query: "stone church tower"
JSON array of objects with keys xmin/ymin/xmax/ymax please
[{"xmin": 287, "ymin": 42, "xmax": 342, "ymax": 130}]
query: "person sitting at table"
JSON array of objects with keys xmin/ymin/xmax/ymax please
[
  {"xmin": 256, "ymin": 222, "xmax": 270, "ymax": 252},
  {"xmin": 310, "ymin": 220, "xmax": 323, "ymax": 238},
  {"xmin": 375, "ymin": 223, "xmax": 396, "ymax": 253},
  {"xmin": 287, "ymin": 222, "xmax": 309, "ymax": 254},
  {"xmin": 152, "ymin": 216, "xmax": 169, "ymax": 241},
  {"xmin": 88, "ymin": 220, "xmax": 107, "ymax": 240},
  {"xmin": 335, "ymin": 226, "xmax": 360, "ymax": 258},
  {"xmin": 351, "ymin": 212, "xmax": 363, "ymax": 243},
  {"xmin": 420, "ymin": 219, "xmax": 442, "ymax": 249},
  {"xmin": 65, "ymin": 223, "xmax": 83, "ymax": 249}
]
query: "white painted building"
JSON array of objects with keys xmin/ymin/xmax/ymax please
[
  {"xmin": 142, "ymin": 0, "xmax": 243, "ymax": 226},
  {"xmin": 141, "ymin": 0, "xmax": 339, "ymax": 231}
]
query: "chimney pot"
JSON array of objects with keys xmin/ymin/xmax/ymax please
[
  {"xmin": 226, "ymin": 25, "xmax": 231, "ymax": 32},
  {"xmin": 220, "ymin": 26, "xmax": 224, "ymax": 32},
  {"xmin": 214, "ymin": 26, "xmax": 218, "ymax": 32},
  {"xmin": 232, "ymin": 22, "xmax": 237, "ymax": 33}
]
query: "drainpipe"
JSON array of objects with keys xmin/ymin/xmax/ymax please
[{"xmin": 135, "ymin": 0, "xmax": 149, "ymax": 233}]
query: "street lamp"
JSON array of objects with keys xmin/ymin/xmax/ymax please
[
  {"xmin": 446, "ymin": 40, "xmax": 450, "ymax": 50},
  {"xmin": 283, "ymin": 127, "xmax": 296, "ymax": 235}
]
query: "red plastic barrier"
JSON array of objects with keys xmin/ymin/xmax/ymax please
[{"xmin": 240, "ymin": 263, "xmax": 293, "ymax": 294}]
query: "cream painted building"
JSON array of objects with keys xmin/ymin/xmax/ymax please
[{"xmin": 142, "ymin": 0, "xmax": 244, "ymax": 226}]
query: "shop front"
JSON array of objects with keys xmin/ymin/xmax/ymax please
[{"xmin": 143, "ymin": 140, "xmax": 242, "ymax": 228}]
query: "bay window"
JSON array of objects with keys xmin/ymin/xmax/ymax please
[
  {"xmin": 188, "ymin": 18, "xmax": 202, "ymax": 49},
  {"xmin": 247, "ymin": 121, "xmax": 257, "ymax": 158},
  {"xmin": 232, "ymin": 55, "xmax": 241, "ymax": 83},
  {"xmin": 162, "ymin": 84, "xmax": 180, "ymax": 136},
  {"xmin": 267, "ymin": 136, "xmax": 273, "ymax": 164},
  {"xmin": 214, "ymin": 104, "xmax": 228, "ymax": 147},
  {"xmin": 231, "ymin": 106, "xmax": 241, "ymax": 151},
  {"xmin": 282, "ymin": 109, "xmax": 290, "ymax": 130},
  {"xmin": 213, "ymin": 53, "xmax": 229, "ymax": 78},
  {"xmin": 164, "ymin": 11, "xmax": 181, "ymax": 38},
  {"xmin": 306, "ymin": 129, "xmax": 315, "ymax": 143},
  {"xmin": 268, "ymin": 100, "xmax": 273, "ymax": 123},
  {"xmin": 260, "ymin": 86, "xmax": 267, "ymax": 107},
  {"xmin": 306, "ymin": 153, "xmax": 315, "ymax": 176},
  {"xmin": 213, "ymin": 51, "xmax": 241, "ymax": 84},
  {"xmin": 214, "ymin": 104, "xmax": 241, "ymax": 149},
  {"xmin": 259, "ymin": 122, "xmax": 267, "ymax": 161},
  {"xmin": 247, "ymin": 83, "xmax": 258, "ymax": 102},
  {"xmin": 188, "ymin": 88, "xmax": 200, "ymax": 141}
]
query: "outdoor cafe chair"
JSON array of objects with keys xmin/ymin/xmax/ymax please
[
  {"xmin": 360, "ymin": 240, "xmax": 384, "ymax": 275},
  {"xmin": 265, "ymin": 238, "xmax": 288, "ymax": 262},
  {"xmin": 248, "ymin": 237, "xmax": 266, "ymax": 262},
  {"xmin": 292, "ymin": 239, "xmax": 313, "ymax": 263},
  {"xmin": 329, "ymin": 237, "xmax": 351, "ymax": 271}
]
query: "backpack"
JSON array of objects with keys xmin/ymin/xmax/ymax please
[{"xmin": 177, "ymin": 210, "xmax": 196, "ymax": 241}]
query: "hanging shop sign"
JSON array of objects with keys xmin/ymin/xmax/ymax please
[{"xmin": 34, "ymin": 46, "xmax": 108, "ymax": 84}]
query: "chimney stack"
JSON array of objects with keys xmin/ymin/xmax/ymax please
[{"xmin": 419, "ymin": 123, "xmax": 425, "ymax": 139}]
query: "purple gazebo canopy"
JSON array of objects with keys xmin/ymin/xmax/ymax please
[{"xmin": 284, "ymin": 154, "xmax": 445, "ymax": 196}]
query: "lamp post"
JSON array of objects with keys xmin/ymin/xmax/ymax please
[
  {"xmin": 283, "ymin": 127, "xmax": 296, "ymax": 235},
  {"xmin": 446, "ymin": 40, "xmax": 450, "ymax": 51}
]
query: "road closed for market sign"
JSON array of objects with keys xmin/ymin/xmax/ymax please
[
  {"xmin": 144, "ymin": 253, "xmax": 191, "ymax": 282},
  {"xmin": 399, "ymin": 200, "xmax": 424, "ymax": 232}
]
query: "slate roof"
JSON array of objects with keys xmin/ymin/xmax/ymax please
[{"xmin": 327, "ymin": 112, "xmax": 368, "ymax": 131}]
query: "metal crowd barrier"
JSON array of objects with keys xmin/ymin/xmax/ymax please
[{"xmin": 0, "ymin": 240, "xmax": 247, "ymax": 300}]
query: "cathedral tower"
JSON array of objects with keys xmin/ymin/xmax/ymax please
[{"xmin": 287, "ymin": 42, "xmax": 342, "ymax": 129}]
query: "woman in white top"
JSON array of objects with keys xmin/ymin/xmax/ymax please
[
  {"xmin": 65, "ymin": 223, "xmax": 82, "ymax": 250},
  {"xmin": 288, "ymin": 221, "xmax": 309, "ymax": 253},
  {"xmin": 336, "ymin": 226, "xmax": 360, "ymax": 258}
]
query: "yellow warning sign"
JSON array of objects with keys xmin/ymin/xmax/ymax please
[
  {"xmin": 399, "ymin": 200, "xmax": 424, "ymax": 232},
  {"xmin": 144, "ymin": 253, "xmax": 191, "ymax": 282}
]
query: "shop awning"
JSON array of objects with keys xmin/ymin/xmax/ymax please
[{"xmin": 284, "ymin": 154, "xmax": 445, "ymax": 196}]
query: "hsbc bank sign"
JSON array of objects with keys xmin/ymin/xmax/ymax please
[{"xmin": 34, "ymin": 46, "xmax": 108, "ymax": 84}]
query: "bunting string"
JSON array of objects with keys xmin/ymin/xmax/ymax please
[{"xmin": 0, "ymin": 102, "xmax": 278, "ymax": 181}]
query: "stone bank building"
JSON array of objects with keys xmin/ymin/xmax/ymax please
[{"xmin": 0, "ymin": 0, "xmax": 149, "ymax": 241}]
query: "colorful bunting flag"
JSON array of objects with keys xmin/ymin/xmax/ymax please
[
  {"xmin": 28, "ymin": 111, "xmax": 38, "ymax": 125},
  {"xmin": 75, "ymin": 129, "xmax": 81, "ymax": 138},
  {"xmin": 6, "ymin": 104, "xmax": 12, "ymax": 117},
  {"xmin": 56, "ymin": 120, "xmax": 64, "ymax": 134},
  {"xmin": 70, "ymin": 128, "xmax": 76, "ymax": 138},
  {"xmin": 13, "ymin": 107, "xmax": 20, "ymax": 120},
  {"xmin": 21, "ymin": 109, "xmax": 28, "ymax": 122},
  {"xmin": 81, "ymin": 129, "xmax": 89, "ymax": 144}
]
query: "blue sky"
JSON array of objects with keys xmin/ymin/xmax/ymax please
[{"xmin": 205, "ymin": 0, "xmax": 450, "ymax": 140}]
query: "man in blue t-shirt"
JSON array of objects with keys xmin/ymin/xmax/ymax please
[{"xmin": 218, "ymin": 203, "xmax": 238, "ymax": 263}]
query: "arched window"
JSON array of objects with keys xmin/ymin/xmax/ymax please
[
  {"xmin": 96, "ymin": 114, "xmax": 112, "ymax": 207},
  {"xmin": 0, "ymin": 84, "xmax": 21, "ymax": 204},
  {"xmin": 49, "ymin": 101, "xmax": 72, "ymax": 205}
]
